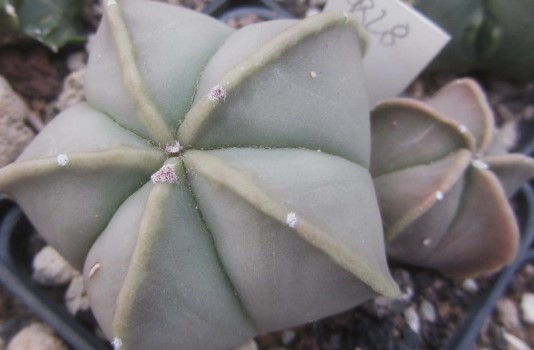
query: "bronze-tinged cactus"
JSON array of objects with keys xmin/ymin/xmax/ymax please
[
  {"xmin": 371, "ymin": 78, "xmax": 534, "ymax": 279},
  {"xmin": 0, "ymin": 1, "xmax": 399, "ymax": 349}
]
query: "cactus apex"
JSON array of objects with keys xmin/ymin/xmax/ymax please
[{"xmin": 164, "ymin": 141, "xmax": 182, "ymax": 156}]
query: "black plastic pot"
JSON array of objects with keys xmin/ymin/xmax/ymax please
[
  {"xmin": 446, "ymin": 184, "xmax": 534, "ymax": 350},
  {"xmin": 203, "ymin": 0, "xmax": 293, "ymax": 22},
  {"xmin": 0, "ymin": 196, "xmax": 110, "ymax": 350}
]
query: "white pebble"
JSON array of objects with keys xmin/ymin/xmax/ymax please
[
  {"xmin": 419, "ymin": 300, "xmax": 436, "ymax": 323},
  {"xmin": 404, "ymin": 306, "xmax": 420, "ymax": 334},
  {"xmin": 503, "ymin": 332, "xmax": 532, "ymax": 350},
  {"xmin": 7, "ymin": 323, "xmax": 69, "ymax": 350},
  {"xmin": 32, "ymin": 246, "xmax": 77, "ymax": 286},
  {"xmin": 462, "ymin": 278, "xmax": 479, "ymax": 293},
  {"xmin": 520, "ymin": 293, "xmax": 534, "ymax": 325},
  {"xmin": 65, "ymin": 275, "xmax": 90, "ymax": 315},
  {"xmin": 435, "ymin": 191, "xmax": 444, "ymax": 201}
]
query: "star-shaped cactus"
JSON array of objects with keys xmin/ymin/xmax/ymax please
[
  {"xmin": 0, "ymin": 1, "xmax": 399, "ymax": 349},
  {"xmin": 371, "ymin": 78, "xmax": 534, "ymax": 279}
]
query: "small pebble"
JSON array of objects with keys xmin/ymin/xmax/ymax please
[
  {"xmin": 503, "ymin": 331, "xmax": 533, "ymax": 350},
  {"xmin": 404, "ymin": 306, "xmax": 420, "ymax": 334},
  {"xmin": 461, "ymin": 278, "xmax": 479, "ymax": 293},
  {"xmin": 32, "ymin": 246, "xmax": 77, "ymax": 286},
  {"xmin": 7, "ymin": 323, "xmax": 68, "ymax": 350},
  {"xmin": 497, "ymin": 298, "xmax": 522, "ymax": 331},
  {"xmin": 520, "ymin": 293, "xmax": 534, "ymax": 325},
  {"xmin": 419, "ymin": 300, "xmax": 437, "ymax": 323},
  {"xmin": 0, "ymin": 75, "xmax": 34, "ymax": 168},
  {"xmin": 65, "ymin": 275, "xmax": 90, "ymax": 315},
  {"xmin": 66, "ymin": 52, "xmax": 87, "ymax": 72},
  {"xmin": 52, "ymin": 69, "xmax": 86, "ymax": 113}
]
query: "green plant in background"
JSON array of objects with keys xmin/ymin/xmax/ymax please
[
  {"xmin": 371, "ymin": 78, "xmax": 534, "ymax": 279},
  {"xmin": 0, "ymin": 0, "xmax": 89, "ymax": 51},
  {"xmin": 410, "ymin": 0, "xmax": 534, "ymax": 82},
  {"xmin": 0, "ymin": 0, "xmax": 400, "ymax": 349}
]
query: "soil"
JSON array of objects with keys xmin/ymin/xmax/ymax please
[{"xmin": 0, "ymin": 1, "xmax": 533, "ymax": 349}]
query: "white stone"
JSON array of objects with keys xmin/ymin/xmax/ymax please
[
  {"xmin": 520, "ymin": 293, "xmax": 534, "ymax": 325},
  {"xmin": 497, "ymin": 298, "xmax": 521, "ymax": 331},
  {"xmin": 32, "ymin": 246, "xmax": 77, "ymax": 286},
  {"xmin": 419, "ymin": 300, "xmax": 437, "ymax": 323},
  {"xmin": 7, "ymin": 323, "xmax": 69, "ymax": 350},
  {"xmin": 53, "ymin": 69, "xmax": 86, "ymax": 112},
  {"xmin": 66, "ymin": 52, "xmax": 86, "ymax": 72},
  {"xmin": 65, "ymin": 275, "xmax": 90, "ymax": 315},
  {"xmin": 461, "ymin": 278, "xmax": 479, "ymax": 293},
  {"xmin": 404, "ymin": 306, "xmax": 420, "ymax": 334},
  {"xmin": 0, "ymin": 75, "xmax": 34, "ymax": 168},
  {"xmin": 435, "ymin": 191, "xmax": 444, "ymax": 201},
  {"xmin": 503, "ymin": 331, "xmax": 532, "ymax": 350}
]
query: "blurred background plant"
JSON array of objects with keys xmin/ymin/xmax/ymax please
[
  {"xmin": 410, "ymin": 0, "xmax": 534, "ymax": 82},
  {"xmin": 0, "ymin": 0, "xmax": 91, "ymax": 51}
]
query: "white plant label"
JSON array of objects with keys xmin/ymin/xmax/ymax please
[{"xmin": 324, "ymin": 0, "xmax": 450, "ymax": 106}]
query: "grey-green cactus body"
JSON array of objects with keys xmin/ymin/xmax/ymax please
[{"xmin": 0, "ymin": 1, "xmax": 399, "ymax": 349}]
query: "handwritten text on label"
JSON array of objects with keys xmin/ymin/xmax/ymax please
[{"xmin": 346, "ymin": 0, "xmax": 410, "ymax": 46}]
